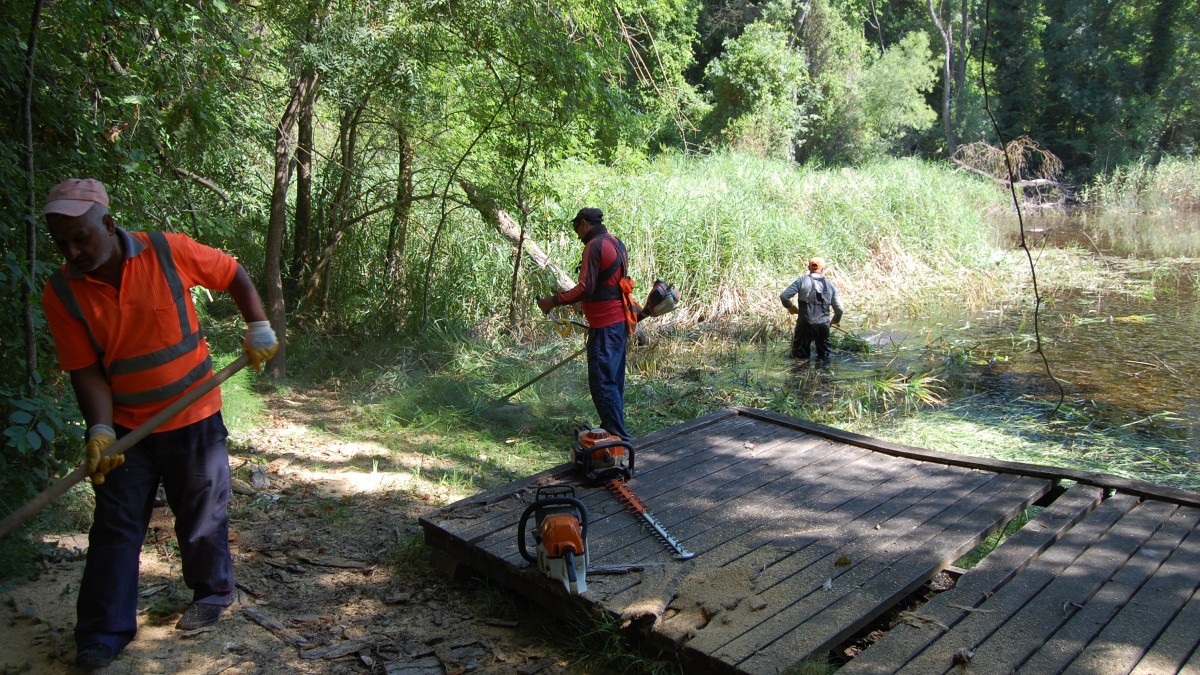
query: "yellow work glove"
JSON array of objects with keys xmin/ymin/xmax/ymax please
[
  {"xmin": 86, "ymin": 424, "xmax": 123, "ymax": 485},
  {"xmin": 244, "ymin": 321, "xmax": 279, "ymax": 374},
  {"xmin": 788, "ymin": 306, "xmax": 799, "ymax": 315}
]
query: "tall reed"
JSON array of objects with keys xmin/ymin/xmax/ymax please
[
  {"xmin": 1083, "ymin": 157, "xmax": 1200, "ymax": 212},
  {"xmin": 537, "ymin": 152, "xmax": 1008, "ymax": 329}
]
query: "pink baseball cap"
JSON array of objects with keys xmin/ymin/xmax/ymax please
[{"xmin": 42, "ymin": 178, "xmax": 110, "ymax": 217}]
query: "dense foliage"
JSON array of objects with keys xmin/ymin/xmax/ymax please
[{"xmin": 0, "ymin": 0, "xmax": 1196, "ymax": 519}]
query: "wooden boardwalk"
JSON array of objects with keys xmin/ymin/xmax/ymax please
[{"xmin": 419, "ymin": 408, "xmax": 1200, "ymax": 674}]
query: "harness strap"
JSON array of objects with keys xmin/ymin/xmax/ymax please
[
  {"xmin": 583, "ymin": 233, "xmax": 627, "ymax": 302},
  {"xmin": 49, "ymin": 232, "xmax": 211, "ymax": 405}
]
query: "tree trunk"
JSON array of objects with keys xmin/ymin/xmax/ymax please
[
  {"xmin": 953, "ymin": 0, "xmax": 969, "ymax": 131},
  {"xmin": 21, "ymin": 0, "xmax": 43, "ymax": 393},
  {"xmin": 298, "ymin": 99, "xmax": 367, "ymax": 313},
  {"xmin": 508, "ymin": 130, "xmax": 534, "ymax": 327},
  {"xmin": 264, "ymin": 68, "xmax": 320, "ymax": 380},
  {"xmin": 384, "ymin": 125, "xmax": 414, "ymax": 291},
  {"xmin": 289, "ymin": 84, "xmax": 316, "ymax": 299},
  {"xmin": 929, "ymin": 0, "xmax": 956, "ymax": 155},
  {"xmin": 460, "ymin": 181, "xmax": 574, "ymax": 292}
]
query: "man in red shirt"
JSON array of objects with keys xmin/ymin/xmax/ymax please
[
  {"xmin": 537, "ymin": 208, "xmax": 631, "ymax": 439},
  {"xmin": 40, "ymin": 178, "xmax": 278, "ymax": 670}
]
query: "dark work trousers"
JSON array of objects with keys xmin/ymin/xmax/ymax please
[
  {"xmin": 587, "ymin": 322, "xmax": 630, "ymax": 440},
  {"xmin": 792, "ymin": 320, "xmax": 832, "ymax": 360},
  {"xmin": 75, "ymin": 412, "xmax": 233, "ymax": 652}
]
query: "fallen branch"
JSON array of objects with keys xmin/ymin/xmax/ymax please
[
  {"xmin": 171, "ymin": 166, "xmax": 231, "ymax": 202},
  {"xmin": 949, "ymin": 157, "xmax": 1062, "ymax": 190},
  {"xmin": 297, "ymin": 552, "xmax": 373, "ymax": 570},
  {"xmin": 460, "ymin": 180, "xmax": 574, "ymax": 292},
  {"xmin": 300, "ymin": 638, "xmax": 375, "ymax": 660},
  {"xmin": 242, "ymin": 605, "xmax": 312, "ymax": 649}
]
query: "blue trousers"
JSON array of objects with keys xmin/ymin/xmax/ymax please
[
  {"xmin": 76, "ymin": 412, "xmax": 234, "ymax": 652},
  {"xmin": 587, "ymin": 323, "xmax": 629, "ymax": 440}
]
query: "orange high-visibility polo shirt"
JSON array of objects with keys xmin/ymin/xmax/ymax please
[{"xmin": 42, "ymin": 228, "xmax": 240, "ymax": 431}]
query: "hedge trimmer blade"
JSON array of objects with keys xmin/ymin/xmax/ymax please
[{"xmin": 606, "ymin": 480, "xmax": 696, "ymax": 560}]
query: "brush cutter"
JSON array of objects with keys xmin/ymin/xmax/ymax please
[
  {"xmin": 570, "ymin": 425, "xmax": 696, "ymax": 560},
  {"xmin": 0, "ymin": 354, "xmax": 250, "ymax": 541},
  {"xmin": 518, "ymin": 485, "xmax": 590, "ymax": 594},
  {"xmin": 638, "ymin": 279, "xmax": 680, "ymax": 319}
]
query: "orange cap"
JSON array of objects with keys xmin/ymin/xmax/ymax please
[
  {"xmin": 43, "ymin": 178, "xmax": 109, "ymax": 217},
  {"xmin": 808, "ymin": 256, "xmax": 825, "ymax": 271}
]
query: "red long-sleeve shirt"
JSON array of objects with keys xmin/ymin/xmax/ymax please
[{"xmin": 554, "ymin": 226, "xmax": 626, "ymax": 329}]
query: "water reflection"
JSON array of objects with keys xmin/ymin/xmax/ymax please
[{"xmin": 999, "ymin": 210, "xmax": 1200, "ymax": 259}]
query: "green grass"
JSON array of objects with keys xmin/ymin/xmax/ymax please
[{"xmin": 212, "ymin": 350, "xmax": 268, "ymax": 437}]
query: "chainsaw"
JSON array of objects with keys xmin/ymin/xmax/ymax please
[
  {"xmin": 517, "ymin": 485, "xmax": 590, "ymax": 594},
  {"xmin": 572, "ymin": 424, "xmax": 696, "ymax": 560}
]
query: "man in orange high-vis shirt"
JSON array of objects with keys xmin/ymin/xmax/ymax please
[{"xmin": 40, "ymin": 178, "xmax": 278, "ymax": 670}]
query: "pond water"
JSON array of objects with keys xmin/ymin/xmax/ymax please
[{"xmin": 703, "ymin": 210, "xmax": 1200, "ymax": 487}]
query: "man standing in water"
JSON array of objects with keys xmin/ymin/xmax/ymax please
[
  {"xmin": 537, "ymin": 208, "xmax": 633, "ymax": 440},
  {"xmin": 780, "ymin": 256, "xmax": 843, "ymax": 361},
  {"xmin": 40, "ymin": 178, "xmax": 278, "ymax": 669}
]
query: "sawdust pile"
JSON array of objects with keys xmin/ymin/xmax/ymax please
[{"xmin": 613, "ymin": 560, "xmax": 772, "ymax": 649}]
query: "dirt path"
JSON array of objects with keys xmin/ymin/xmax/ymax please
[{"xmin": 0, "ymin": 392, "xmax": 570, "ymax": 674}]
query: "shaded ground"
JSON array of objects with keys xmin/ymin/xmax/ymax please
[{"xmin": 0, "ymin": 390, "xmax": 581, "ymax": 675}]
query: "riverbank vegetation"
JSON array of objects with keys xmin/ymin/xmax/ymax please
[{"xmin": 1083, "ymin": 157, "xmax": 1200, "ymax": 212}]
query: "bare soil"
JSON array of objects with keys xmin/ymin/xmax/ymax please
[{"xmin": 0, "ymin": 391, "xmax": 576, "ymax": 675}]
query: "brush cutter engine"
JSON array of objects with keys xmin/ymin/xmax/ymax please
[
  {"xmin": 571, "ymin": 424, "xmax": 634, "ymax": 484},
  {"xmin": 517, "ymin": 485, "xmax": 589, "ymax": 595},
  {"xmin": 640, "ymin": 279, "xmax": 680, "ymax": 318}
]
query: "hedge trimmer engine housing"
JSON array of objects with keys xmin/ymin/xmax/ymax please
[
  {"xmin": 571, "ymin": 424, "xmax": 634, "ymax": 484},
  {"xmin": 517, "ymin": 485, "xmax": 589, "ymax": 595}
]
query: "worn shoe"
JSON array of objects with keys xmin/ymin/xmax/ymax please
[
  {"xmin": 75, "ymin": 644, "xmax": 115, "ymax": 669},
  {"xmin": 175, "ymin": 602, "xmax": 225, "ymax": 630}
]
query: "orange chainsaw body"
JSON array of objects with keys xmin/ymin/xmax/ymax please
[{"xmin": 539, "ymin": 513, "xmax": 585, "ymax": 558}]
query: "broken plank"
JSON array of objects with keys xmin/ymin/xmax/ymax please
[{"xmin": 841, "ymin": 483, "xmax": 1103, "ymax": 674}]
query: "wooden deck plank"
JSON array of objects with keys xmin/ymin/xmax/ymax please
[
  {"xmin": 894, "ymin": 494, "xmax": 1141, "ymax": 675},
  {"xmin": 607, "ymin": 449, "xmax": 946, "ymax": 648},
  {"xmin": 580, "ymin": 439, "xmax": 875, "ymax": 606},
  {"xmin": 516, "ymin": 418, "xmax": 787, "ymax": 546},
  {"xmin": 597, "ymin": 441, "xmax": 885, "ymax": 570},
  {"xmin": 964, "ymin": 498, "xmax": 1179, "ymax": 673},
  {"xmin": 1017, "ymin": 504, "xmax": 1200, "ymax": 674},
  {"xmin": 428, "ymin": 415, "xmax": 759, "ymax": 548},
  {"xmin": 596, "ymin": 446, "xmax": 894, "ymax": 614},
  {"xmin": 840, "ymin": 483, "xmax": 1105, "ymax": 675},
  {"xmin": 582, "ymin": 430, "xmax": 818, "ymax": 562},
  {"xmin": 1128, "ymin": 587, "xmax": 1200, "ymax": 675},
  {"xmin": 418, "ymin": 409, "xmax": 1200, "ymax": 675},
  {"xmin": 732, "ymin": 473, "xmax": 1051, "ymax": 673},
  {"xmin": 1067, "ymin": 506, "xmax": 1200, "ymax": 675},
  {"xmin": 686, "ymin": 463, "xmax": 995, "ymax": 660},
  {"xmin": 666, "ymin": 459, "xmax": 977, "ymax": 659},
  {"xmin": 580, "ymin": 426, "xmax": 805, "ymax": 545},
  {"xmin": 481, "ymin": 424, "xmax": 805, "ymax": 566}
]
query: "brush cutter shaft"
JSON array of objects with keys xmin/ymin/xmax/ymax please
[
  {"xmin": 494, "ymin": 346, "xmax": 587, "ymax": 405},
  {"xmin": 0, "ymin": 355, "xmax": 250, "ymax": 541}
]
